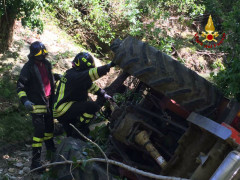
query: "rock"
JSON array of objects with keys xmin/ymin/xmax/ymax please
[
  {"xmin": 18, "ymin": 170, "xmax": 24, "ymax": 175},
  {"xmin": 3, "ymin": 57, "xmax": 15, "ymax": 65},
  {"xmin": 25, "ymin": 144, "xmax": 31, "ymax": 148},
  {"xmin": 5, "ymin": 173, "xmax": 17, "ymax": 180},
  {"xmin": 8, "ymin": 168, "xmax": 16, "ymax": 173},
  {"xmin": 9, "ymin": 175, "xmax": 17, "ymax": 180},
  {"xmin": 18, "ymin": 151, "xmax": 31, "ymax": 157},
  {"xmin": 7, "ymin": 157, "xmax": 18, "ymax": 162},
  {"xmin": 14, "ymin": 162, "xmax": 23, "ymax": 168},
  {"xmin": 23, "ymin": 167, "xmax": 30, "ymax": 173},
  {"xmin": 53, "ymin": 137, "xmax": 110, "ymax": 180},
  {"xmin": 23, "ymin": 157, "xmax": 30, "ymax": 162},
  {"xmin": 0, "ymin": 168, "xmax": 3, "ymax": 174},
  {"xmin": 11, "ymin": 62, "xmax": 24, "ymax": 76}
]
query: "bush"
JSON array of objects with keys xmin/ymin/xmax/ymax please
[
  {"xmin": 0, "ymin": 73, "xmax": 33, "ymax": 143},
  {"xmin": 0, "ymin": 113, "xmax": 32, "ymax": 142},
  {"xmin": 45, "ymin": 0, "xmax": 205, "ymax": 55},
  {"xmin": 204, "ymin": 0, "xmax": 240, "ymax": 100}
]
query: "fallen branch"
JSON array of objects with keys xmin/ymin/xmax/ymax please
[
  {"xmin": 169, "ymin": 16, "xmax": 191, "ymax": 20},
  {"xmin": 171, "ymin": 46, "xmax": 182, "ymax": 60},
  {"xmin": 60, "ymin": 154, "xmax": 75, "ymax": 179},
  {"xmin": 70, "ymin": 123, "xmax": 110, "ymax": 180},
  {"xmin": 29, "ymin": 158, "xmax": 189, "ymax": 180},
  {"xmin": 196, "ymin": 50, "xmax": 225, "ymax": 56}
]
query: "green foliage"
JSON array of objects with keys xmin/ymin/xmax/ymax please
[
  {"xmin": 0, "ymin": 175, "xmax": 9, "ymax": 180},
  {"xmin": 54, "ymin": 51, "xmax": 75, "ymax": 60},
  {"xmin": 46, "ymin": 0, "xmax": 116, "ymax": 51},
  {"xmin": 113, "ymin": 90, "xmax": 142, "ymax": 105},
  {"xmin": 177, "ymin": 57, "xmax": 186, "ymax": 64},
  {"xmin": 0, "ymin": 76, "xmax": 17, "ymax": 101},
  {"xmin": 113, "ymin": 93, "xmax": 126, "ymax": 104},
  {"xmin": 162, "ymin": 0, "xmax": 205, "ymax": 16},
  {"xmin": 45, "ymin": 0, "xmax": 206, "ymax": 54},
  {"xmin": 0, "ymin": 113, "xmax": 32, "ymax": 142},
  {"xmin": 81, "ymin": 0, "xmax": 115, "ymax": 44},
  {"xmin": 89, "ymin": 125, "xmax": 109, "ymax": 147},
  {"xmin": 213, "ymin": 59, "xmax": 240, "ymax": 99},
  {"xmin": 21, "ymin": 8, "xmax": 44, "ymax": 33},
  {"xmin": 0, "ymin": 74, "xmax": 32, "ymax": 143},
  {"xmin": 0, "ymin": 81, "xmax": 32, "ymax": 143},
  {"xmin": 139, "ymin": 0, "xmax": 203, "ymax": 53},
  {"xmin": 51, "ymin": 50, "xmax": 75, "ymax": 65},
  {"xmin": 0, "ymin": 0, "xmax": 47, "ymax": 33},
  {"xmin": 211, "ymin": 58, "xmax": 225, "ymax": 71},
  {"xmin": 204, "ymin": 0, "xmax": 240, "ymax": 100}
]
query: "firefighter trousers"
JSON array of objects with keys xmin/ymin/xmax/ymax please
[
  {"xmin": 57, "ymin": 101, "xmax": 100, "ymax": 138},
  {"xmin": 31, "ymin": 111, "xmax": 55, "ymax": 152}
]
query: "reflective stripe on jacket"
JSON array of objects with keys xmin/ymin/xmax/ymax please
[
  {"xmin": 16, "ymin": 57, "xmax": 55, "ymax": 108},
  {"xmin": 53, "ymin": 64, "xmax": 110, "ymax": 117}
]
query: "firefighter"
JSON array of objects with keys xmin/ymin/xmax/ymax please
[
  {"xmin": 53, "ymin": 52, "xmax": 114, "ymax": 138},
  {"xmin": 17, "ymin": 41, "xmax": 59, "ymax": 170}
]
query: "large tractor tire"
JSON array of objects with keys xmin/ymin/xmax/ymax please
[{"xmin": 111, "ymin": 36, "xmax": 224, "ymax": 118}]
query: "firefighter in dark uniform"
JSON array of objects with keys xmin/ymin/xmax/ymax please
[
  {"xmin": 53, "ymin": 52, "xmax": 114, "ymax": 137},
  {"xmin": 17, "ymin": 41, "xmax": 58, "ymax": 170}
]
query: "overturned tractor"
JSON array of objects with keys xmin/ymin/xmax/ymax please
[{"xmin": 53, "ymin": 36, "xmax": 240, "ymax": 180}]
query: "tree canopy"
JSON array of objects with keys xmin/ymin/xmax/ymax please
[
  {"xmin": 1, "ymin": 0, "xmax": 240, "ymax": 100},
  {"xmin": 0, "ymin": 0, "xmax": 45, "ymax": 51}
]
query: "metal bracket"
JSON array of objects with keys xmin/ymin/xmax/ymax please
[{"xmin": 187, "ymin": 112, "xmax": 232, "ymax": 140}]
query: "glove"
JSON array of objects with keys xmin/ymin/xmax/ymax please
[
  {"xmin": 110, "ymin": 61, "xmax": 115, "ymax": 67},
  {"xmin": 24, "ymin": 100, "xmax": 34, "ymax": 111},
  {"xmin": 104, "ymin": 93, "xmax": 112, "ymax": 100},
  {"xmin": 54, "ymin": 73, "xmax": 62, "ymax": 81},
  {"xmin": 106, "ymin": 61, "xmax": 116, "ymax": 69}
]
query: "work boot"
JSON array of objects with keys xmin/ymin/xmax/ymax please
[{"xmin": 31, "ymin": 147, "xmax": 45, "ymax": 173}]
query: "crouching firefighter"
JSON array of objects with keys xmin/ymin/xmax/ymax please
[
  {"xmin": 17, "ymin": 41, "xmax": 59, "ymax": 170},
  {"xmin": 53, "ymin": 52, "xmax": 114, "ymax": 138}
]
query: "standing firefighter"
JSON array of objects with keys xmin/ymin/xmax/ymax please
[
  {"xmin": 53, "ymin": 52, "xmax": 114, "ymax": 138},
  {"xmin": 17, "ymin": 41, "xmax": 57, "ymax": 170}
]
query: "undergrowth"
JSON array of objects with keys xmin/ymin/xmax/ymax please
[{"xmin": 0, "ymin": 74, "xmax": 33, "ymax": 143}]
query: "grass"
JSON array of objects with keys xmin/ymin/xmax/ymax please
[
  {"xmin": 0, "ymin": 113, "xmax": 32, "ymax": 142},
  {"xmin": 0, "ymin": 66, "xmax": 33, "ymax": 144}
]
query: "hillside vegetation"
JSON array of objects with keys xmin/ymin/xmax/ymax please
[
  {"xmin": 0, "ymin": 0, "xmax": 240, "ymax": 179},
  {"xmin": 11, "ymin": 0, "xmax": 240, "ymax": 99},
  {"xmin": 0, "ymin": 0, "xmax": 240, "ymax": 149}
]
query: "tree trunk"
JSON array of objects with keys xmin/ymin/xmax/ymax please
[{"xmin": 0, "ymin": 11, "xmax": 16, "ymax": 53}]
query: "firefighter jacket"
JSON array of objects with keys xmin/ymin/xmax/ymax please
[
  {"xmin": 17, "ymin": 57, "xmax": 55, "ymax": 113},
  {"xmin": 53, "ymin": 64, "xmax": 111, "ymax": 118}
]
